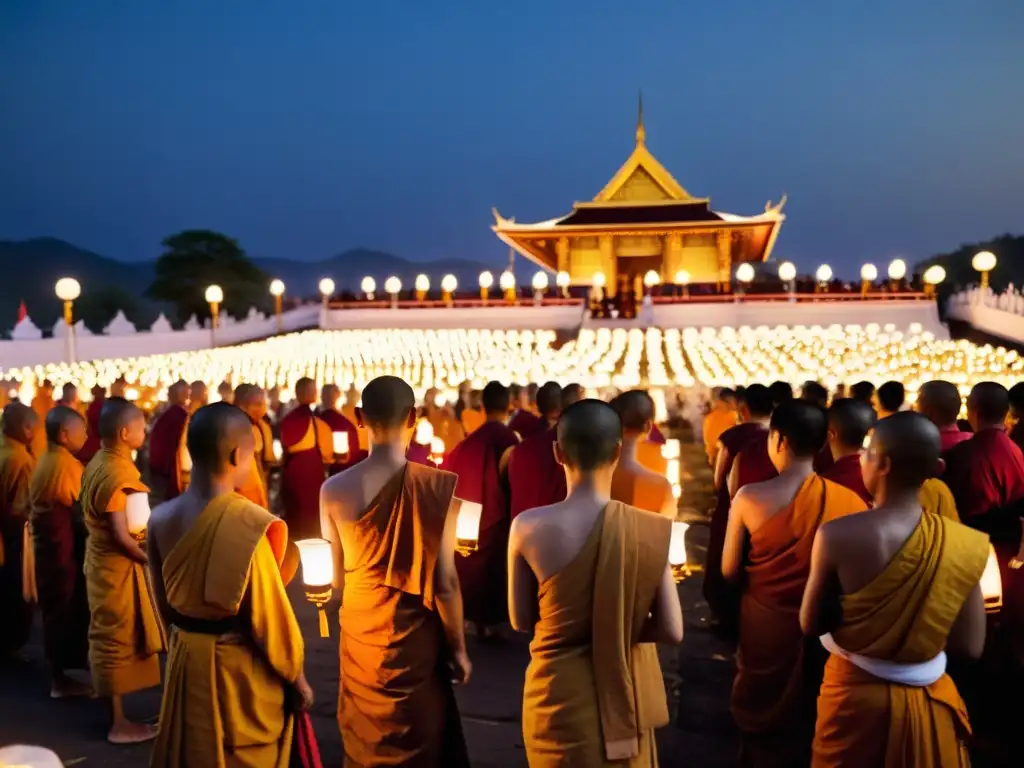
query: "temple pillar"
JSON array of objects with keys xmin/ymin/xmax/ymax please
[
  {"xmin": 664, "ymin": 233, "xmax": 683, "ymax": 281},
  {"xmin": 716, "ymin": 230, "xmax": 732, "ymax": 292},
  {"xmin": 599, "ymin": 235, "xmax": 616, "ymax": 297},
  {"xmin": 556, "ymin": 237, "xmax": 569, "ymax": 275}
]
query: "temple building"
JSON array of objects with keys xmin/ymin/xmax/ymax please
[{"xmin": 492, "ymin": 101, "xmax": 786, "ymax": 296}]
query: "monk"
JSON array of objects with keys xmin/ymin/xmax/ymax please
[
  {"xmin": 423, "ymin": 387, "xmax": 465, "ymax": 455},
  {"xmin": 609, "ymin": 390, "xmax": 675, "ymax": 518},
  {"xmin": 147, "ymin": 380, "xmax": 190, "ymax": 502},
  {"xmin": 943, "ymin": 381, "xmax": 1024, "ymax": 522},
  {"xmin": 0, "ymin": 402, "xmax": 38, "ymax": 658},
  {"xmin": 821, "ymin": 398, "xmax": 875, "ymax": 505},
  {"xmin": 110, "ymin": 376, "xmax": 128, "ymax": 399},
  {"xmin": 849, "ymin": 381, "xmax": 875, "ymax": 405},
  {"xmin": 509, "ymin": 399, "xmax": 683, "ymax": 766},
  {"xmin": 30, "ymin": 406, "xmax": 92, "ymax": 697},
  {"xmin": 446, "ymin": 381, "xmax": 520, "ymax": 636},
  {"xmin": 800, "ymin": 381, "xmax": 829, "ymax": 409},
  {"xmin": 722, "ymin": 401, "xmax": 868, "ymax": 766},
  {"xmin": 279, "ymin": 377, "xmax": 333, "ymax": 540},
  {"xmin": 459, "ymin": 389, "xmax": 485, "ymax": 435},
  {"xmin": 321, "ymin": 375, "xmax": 471, "ymax": 766},
  {"xmin": 234, "ymin": 384, "xmax": 274, "ymax": 509},
  {"xmin": 728, "ymin": 430, "xmax": 780, "ymax": 500},
  {"xmin": 216, "ymin": 380, "xmax": 233, "ymax": 404},
  {"xmin": 189, "ymin": 380, "xmax": 208, "ymax": 412},
  {"xmin": 916, "ymin": 380, "xmax": 971, "ymax": 455},
  {"xmin": 508, "ymin": 383, "xmax": 542, "ymax": 438},
  {"xmin": 801, "ymin": 412, "xmax": 987, "ymax": 766},
  {"xmin": 79, "ymin": 384, "xmax": 106, "ymax": 463},
  {"xmin": 561, "ymin": 382, "xmax": 585, "ymax": 408},
  {"xmin": 508, "ymin": 381, "xmax": 566, "ymax": 519},
  {"xmin": 705, "ymin": 383, "xmax": 774, "ymax": 635},
  {"xmin": 317, "ymin": 383, "xmax": 362, "ymax": 473},
  {"xmin": 874, "ymin": 380, "xmax": 905, "ymax": 420},
  {"xmin": 57, "ymin": 382, "xmax": 80, "ymax": 411},
  {"xmin": 341, "ymin": 385, "xmax": 370, "ymax": 454},
  {"xmin": 769, "ymin": 381, "xmax": 794, "ymax": 408},
  {"xmin": 525, "ymin": 381, "xmax": 540, "ymax": 416},
  {"xmin": 703, "ymin": 387, "xmax": 738, "ymax": 466},
  {"xmin": 149, "ymin": 403, "xmax": 313, "ymax": 766},
  {"xmin": 81, "ymin": 397, "xmax": 165, "ymax": 743},
  {"xmin": 30, "ymin": 379, "xmax": 55, "ymax": 457}
]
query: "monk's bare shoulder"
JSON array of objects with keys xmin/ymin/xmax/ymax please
[
  {"xmin": 510, "ymin": 501, "xmax": 570, "ymax": 543},
  {"xmin": 149, "ymin": 495, "xmax": 186, "ymax": 531},
  {"xmin": 320, "ymin": 461, "xmax": 367, "ymax": 501}
]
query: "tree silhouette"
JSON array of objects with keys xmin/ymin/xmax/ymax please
[{"xmin": 146, "ymin": 230, "xmax": 268, "ymax": 324}]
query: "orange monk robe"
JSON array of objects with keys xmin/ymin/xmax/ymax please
[
  {"xmin": 821, "ymin": 454, "xmax": 872, "ymax": 506},
  {"xmin": 812, "ymin": 512, "xmax": 987, "ymax": 767},
  {"xmin": 30, "ymin": 445, "xmax": 89, "ymax": 673},
  {"xmin": 151, "ymin": 494, "xmax": 304, "ymax": 768},
  {"xmin": 236, "ymin": 421, "xmax": 272, "ymax": 509},
  {"xmin": 279, "ymin": 405, "xmax": 332, "ymax": 540},
  {"xmin": 703, "ymin": 404, "xmax": 737, "ymax": 466},
  {"xmin": 427, "ymin": 409, "xmax": 466, "ymax": 456},
  {"xmin": 81, "ymin": 447, "xmax": 165, "ymax": 696},
  {"xmin": 0, "ymin": 435, "xmax": 36, "ymax": 655},
  {"xmin": 919, "ymin": 477, "xmax": 959, "ymax": 522},
  {"xmin": 611, "ymin": 462, "xmax": 673, "ymax": 517},
  {"xmin": 29, "ymin": 393, "xmax": 54, "ymax": 458},
  {"xmin": 523, "ymin": 501, "xmax": 671, "ymax": 766},
  {"xmin": 732, "ymin": 476, "xmax": 867, "ymax": 765},
  {"xmin": 340, "ymin": 403, "xmax": 369, "ymax": 453},
  {"xmin": 147, "ymin": 403, "xmax": 188, "ymax": 502},
  {"xmin": 460, "ymin": 407, "xmax": 485, "ymax": 435},
  {"xmin": 79, "ymin": 395, "xmax": 104, "ymax": 465},
  {"xmin": 636, "ymin": 440, "xmax": 668, "ymax": 477},
  {"xmin": 333, "ymin": 462, "xmax": 470, "ymax": 766}
]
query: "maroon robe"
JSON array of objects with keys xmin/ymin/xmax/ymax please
[
  {"xmin": 940, "ymin": 424, "xmax": 974, "ymax": 455},
  {"xmin": 279, "ymin": 405, "xmax": 329, "ymax": 540},
  {"xmin": 446, "ymin": 420, "xmax": 519, "ymax": 626},
  {"xmin": 508, "ymin": 410, "xmax": 542, "ymax": 439},
  {"xmin": 147, "ymin": 403, "xmax": 188, "ymax": 501},
  {"xmin": 944, "ymin": 427, "xmax": 1024, "ymax": 521},
  {"xmin": 821, "ymin": 453, "xmax": 872, "ymax": 505},
  {"xmin": 812, "ymin": 445, "xmax": 834, "ymax": 474},
  {"xmin": 78, "ymin": 396, "xmax": 104, "ymax": 464},
  {"xmin": 704, "ymin": 422, "xmax": 768, "ymax": 633},
  {"xmin": 735, "ymin": 436, "xmax": 779, "ymax": 492},
  {"xmin": 406, "ymin": 441, "xmax": 431, "ymax": 467},
  {"xmin": 649, "ymin": 424, "xmax": 666, "ymax": 444},
  {"xmin": 508, "ymin": 426, "xmax": 566, "ymax": 520},
  {"xmin": 316, "ymin": 407, "xmax": 365, "ymax": 475}
]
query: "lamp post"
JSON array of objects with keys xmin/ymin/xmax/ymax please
[
  {"xmin": 318, "ymin": 278, "xmax": 335, "ymax": 328},
  {"xmin": 269, "ymin": 279, "xmax": 285, "ymax": 334},
  {"xmin": 205, "ymin": 284, "xmax": 223, "ymax": 346},
  {"xmin": 531, "ymin": 271, "xmax": 549, "ymax": 304},
  {"xmin": 922, "ymin": 265, "xmax": 946, "ymax": 298},
  {"xmin": 54, "ymin": 277, "xmax": 81, "ymax": 363},
  {"xmin": 674, "ymin": 270, "xmax": 690, "ymax": 298},
  {"xmin": 972, "ymin": 251, "xmax": 997, "ymax": 290},
  {"xmin": 556, "ymin": 270, "xmax": 570, "ymax": 299},
  {"xmin": 499, "ymin": 270, "xmax": 517, "ymax": 304},
  {"xmin": 888, "ymin": 259, "xmax": 907, "ymax": 293},
  {"xmin": 734, "ymin": 263, "xmax": 754, "ymax": 298},
  {"xmin": 360, "ymin": 276, "xmax": 376, "ymax": 301},
  {"xmin": 441, "ymin": 274, "xmax": 458, "ymax": 307},
  {"xmin": 478, "ymin": 271, "xmax": 493, "ymax": 303},
  {"xmin": 295, "ymin": 539, "xmax": 335, "ymax": 637},
  {"xmin": 777, "ymin": 261, "xmax": 796, "ymax": 300},
  {"xmin": 414, "ymin": 274, "xmax": 430, "ymax": 302},
  {"xmin": 643, "ymin": 269, "xmax": 661, "ymax": 296},
  {"xmin": 860, "ymin": 264, "xmax": 877, "ymax": 297},
  {"xmin": 384, "ymin": 276, "xmax": 402, "ymax": 309},
  {"xmin": 815, "ymin": 265, "xmax": 833, "ymax": 294}
]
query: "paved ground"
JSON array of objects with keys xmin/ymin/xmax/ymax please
[{"xmin": 0, "ymin": 442, "xmax": 738, "ymax": 766}]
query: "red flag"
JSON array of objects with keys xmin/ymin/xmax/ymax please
[{"xmin": 16, "ymin": 301, "xmax": 26, "ymax": 323}]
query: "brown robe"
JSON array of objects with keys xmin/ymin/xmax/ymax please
[{"xmin": 0, "ymin": 435, "xmax": 36, "ymax": 655}]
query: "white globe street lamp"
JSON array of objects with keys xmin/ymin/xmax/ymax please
[
  {"xmin": 556, "ymin": 270, "xmax": 571, "ymax": 298},
  {"xmin": 499, "ymin": 270, "xmax": 517, "ymax": 303},
  {"xmin": 360, "ymin": 276, "xmax": 376, "ymax": 301},
  {"xmin": 414, "ymin": 274, "xmax": 430, "ymax": 301},
  {"xmin": 972, "ymin": 251, "xmax": 997, "ymax": 289},
  {"xmin": 441, "ymin": 274, "xmax": 458, "ymax": 306},
  {"xmin": 55, "ymin": 277, "xmax": 81, "ymax": 363},
  {"xmin": 860, "ymin": 263, "xmax": 877, "ymax": 296},
  {"xmin": 478, "ymin": 270, "xmax": 493, "ymax": 302},
  {"xmin": 384, "ymin": 276, "xmax": 402, "ymax": 308},
  {"xmin": 923, "ymin": 265, "xmax": 946, "ymax": 297},
  {"xmin": 815, "ymin": 264, "xmax": 833, "ymax": 293},
  {"xmin": 269, "ymin": 279, "xmax": 285, "ymax": 333}
]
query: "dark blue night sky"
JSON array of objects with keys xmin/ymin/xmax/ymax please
[{"xmin": 2, "ymin": 0, "xmax": 1021, "ymax": 276}]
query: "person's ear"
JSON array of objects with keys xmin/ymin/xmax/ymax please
[
  {"xmin": 610, "ymin": 441, "xmax": 622, "ymax": 465},
  {"xmin": 935, "ymin": 457, "xmax": 946, "ymax": 475},
  {"xmin": 553, "ymin": 442, "xmax": 566, "ymax": 467},
  {"xmin": 827, "ymin": 428, "xmax": 837, "ymax": 444},
  {"xmin": 642, "ymin": 419, "xmax": 652, "ymax": 436},
  {"xmin": 355, "ymin": 407, "xmax": 365, "ymax": 428},
  {"xmin": 229, "ymin": 447, "xmax": 239, "ymax": 468},
  {"xmin": 405, "ymin": 408, "xmax": 417, "ymax": 428},
  {"xmin": 879, "ymin": 454, "xmax": 893, "ymax": 477}
]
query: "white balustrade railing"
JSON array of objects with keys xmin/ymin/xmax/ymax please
[{"xmin": 946, "ymin": 285, "xmax": 1024, "ymax": 344}]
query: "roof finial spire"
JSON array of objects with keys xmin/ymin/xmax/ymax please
[{"xmin": 636, "ymin": 89, "xmax": 646, "ymax": 145}]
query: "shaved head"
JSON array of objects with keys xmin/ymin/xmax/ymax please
[
  {"xmin": 768, "ymin": 381, "xmax": 794, "ymax": 407},
  {"xmin": 482, "ymin": 381, "xmax": 510, "ymax": 415},
  {"xmin": 321, "ymin": 383, "xmax": 341, "ymax": 409},
  {"xmin": 1, "ymin": 402, "xmax": 37, "ymax": 443},
  {"xmin": 967, "ymin": 381, "xmax": 1010, "ymax": 428},
  {"xmin": 561, "ymin": 383, "xmax": 584, "ymax": 409},
  {"xmin": 801, "ymin": 381, "xmax": 829, "ymax": 409},
  {"xmin": 187, "ymin": 403, "xmax": 256, "ymax": 471},
  {"xmin": 168, "ymin": 379, "xmax": 189, "ymax": 406},
  {"xmin": 868, "ymin": 411, "xmax": 941, "ymax": 489},
  {"xmin": 40, "ymin": 379, "xmax": 54, "ymax": 393},
  {"xmin": 917, "ymin": 380, "xmax": 962, "ymax": 428},
  {"xmin": 740, "ymin": 383, "xmax": 773, "ymax": 419},
  {"xmin": 110, "ymin": 377, "xmax": 127, "ymax": 398},
  {"xmin": 828, "ymin": 398, "xmax": 876, "ymax": 449},
  {"xmin": 557, "ymin": 399, "xmax": 622, "ymax": 471},
  {"xmin": 536, "ymin": 381, "xmax": 562, "ymax": 418},
  {"xmin": 60, "ymin": 383, "xmax": 78, "ymax": 404},
  {"xmin": 295, "ymin": 377, "xmax": 316, "ymax": 405},
  {"xmin": 360, "ymin": 376, "xmax": 415, "ymax": 429},
  {"xmin": 610, "ymin": 390, "xmax": 655, "ymax": 433},
  {"xmin": 98, "ymin": 397, "xmax": 144, "ymax": 444},
  {"xmin": 850, "ymin": 381, "xmax": 875, "ymax": 404},
  {"xmin": 190, "ymin": 380, "xmax": 209, "ymax": 407},
  {"xmin": 45, "ymin": 405, "xmax": 86, "ymax": 447},
  {"xmin": 770, "ymin": 400, "xmax": 828, "ymax": 458}
]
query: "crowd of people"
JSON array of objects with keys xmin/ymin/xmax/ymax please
[{"xmin": 1, "ymin": 366, "xmax": 1023, "ymax": 766}]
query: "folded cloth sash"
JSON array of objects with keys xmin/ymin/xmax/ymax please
[{"xmin": 820, "ymin": 633, "xmax": 946, "ymax": 686}]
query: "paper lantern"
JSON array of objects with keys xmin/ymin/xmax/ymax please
[
  {"xmin": 296, "ymin": 538, "xmax": 334, "ymax": 637},
  {"xmin": 125, "ymin": 492, "xmax": 151, "ymax": 536},
  {"xmin": 777, "ymin": 262, "xmax": 796, "ymax": 282},
  {"xmin": 661, "ymin": 438, "xmax": 681, "ymax": 460},
  {"xmin": 332, "ymin": 431, "xmax": 349, "ymax": 455},
  {"xmin": 669, "ymin": 521, "xmax": 690, "ymax": 582},
  {"xmin": 666, "ymin": 458, "xmax": 681, "ymax": 485},
  {"xmin": 272, "ymin": 439, "xmax": 283, "ymax": 461},
  {"xmin": 455, "ymin": 500, "xmax": 483, "ymax": 555},
  {"xmin": 981, "ymin": 544, "xmax": 1002, "ymax": 613}
]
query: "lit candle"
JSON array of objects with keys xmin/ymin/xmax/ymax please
[
  {"xmin": 332, "ymin": 431, "xmax": 349, "ymax": 455},
  {"xmin": 455, "ymin": 499, "xmax": 483, "ymax": 555},
  {"xmin": 429, "ymin": 436, "xmax": 445, "ymax": 465},
  {"xmin": 125, "ymin": 492, "xmax": 151, "ymax": 536},
  {"xmin": 661, "ymin": 439, "xmax": 681, "ymax": 460},
  {"xmin": 666, "ymin": 458, "xmax": 681, "ymax": 485},
  {"xmin": 980, "ymin": 544, "xmax": 1002, "ymax": 613},
  {"xmin": 668, "ymin": 521, "xmax": 689, "ymax": 582},
  {"xmin": 296, "ymin": 538, "xmax": 335, "ymax": 637},
  {"xmin": 272, "ymin": 439, "xmax": 283, "ymax": 461}
]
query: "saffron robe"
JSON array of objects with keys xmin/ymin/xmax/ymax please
[
  {"xmin": 317, "ymin": 407, "xmax": 364, "ymax": 474},
  {"xmin": 734, "ymin": 436, "xmax": 779, "ymax": 492},
  {"xmin": 446, "ymin": 420, "xmax": 519, "ymax": 625},
  {"xmin": 705, "ymin": 423, "xmax": 767, "ymax": 633},
  {"xmin": 237, "ymin": 421, "xmax": 271, "ymax": 509},
  {"xmin": 79, "ymin": 395, "xmax": 104, "ymax": 464},
  {"xmin": 30, "ymin": 393, "xmax": 54, "ymax": 458},
  {"xmin": 0, "ymin": 436, "xmax": 35, "ymax": 655},
  {"xmin": 703, "ymin": 405, "xmax": 737, "ymax": 466},
  {"xmin": 508, "ymin": 427, "xmax": 566, "ymax": 520},
  {"xmin": 944, "ymin": 427, "xmax": 1024, "ymax": 521},
  {"xmin": 81, "ymin": 447, "xmax": 165, "ymax": 695},
  {"xmin": 523, "ymin": 501, "xmax": 670, "ymax": 767},
  {"xmin": 334, "ymin": 462, "xmax": 469, "ymax": 767},
  {"xmin": 732, "ymin": 475, "xmax": 867, "ymax": 766},
  {"xmin": 919, "ymin": 478, "xmax": 959, "ymax": 522},
  {"xmin": 812, "ymin": 512, "xmax": 987, "ymax": 767},
  {"xmin": 821, "ymin": 454, "xmax": 872, "ymax": 506},
  {"xmin": 426, "ymin": 409, "xmax": 466, "ymax": 455},
  {"xmin": 279, "ymin": 406, "xmax": 332, "ymax": 541},
  {"xmin": 151, "ymin": 494, "xmax": 304, "ymax": 768},
  {"xmin": 147, "ymin": 403, "xmax": 188, "ymax": 502},
  {"xmin": 636, "ymin": 440, "xmax": 668, "ymax": 477},
  {"xmin": 30, "ymin": 445, "xmax": 89, "ymax": 671},
  {"xmin": 508, "ymin": 409, "xmax": 542, "ymax": 439},
  {"xmin": 611, "ymin": 463, "xmax": 673, "ymax": 517},
  {"xmin": 460, "ymin": 408, "xmax": 485, "ymax": 435}
]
